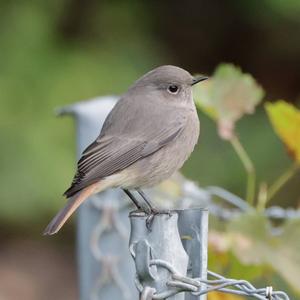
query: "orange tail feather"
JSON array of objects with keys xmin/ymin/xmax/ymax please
[{"xmin": 43, "ymin": 182, "xmax": 99, "ymax": 235}]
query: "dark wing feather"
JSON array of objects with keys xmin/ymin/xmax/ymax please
[{"xmin": 64, "ymin": 123, "xmax": 184, "ymax": 197}]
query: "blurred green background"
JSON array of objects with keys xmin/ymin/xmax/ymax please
[{"xmin": 0, "ymin": 1, "xmax": 299, "ymax": 299}]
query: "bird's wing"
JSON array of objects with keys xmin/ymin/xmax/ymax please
[{"xmin": 64, "ymin": 102, "xmax": 186, "ymax": 197}]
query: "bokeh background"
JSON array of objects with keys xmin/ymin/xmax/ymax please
[{"xmin": 1, "ymin": 1, "xmax": 299, "ymax": 299}]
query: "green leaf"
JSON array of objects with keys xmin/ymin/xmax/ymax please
[
  {"xmin": 227, "ymin": 212, "xmax": 300, "ymax": 291},
  {"xmin": 208, "ymin": 291, "xmax": 245, "ymax": 300},
  {"xmin": 194, "ymin": 64, "xmax": 264, "ymax": 139}
]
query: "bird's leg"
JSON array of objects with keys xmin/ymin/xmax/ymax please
[
  {"xmin": 123, "ymin": 189, "xmax": 142, "ymax": 210},
  {"xmin": 136, "ymin": 188, "xmax": 171, "ymax": 231},
  {"xmin": 136, "ymin": 188, "xmax": 157, "ymax": 212}
]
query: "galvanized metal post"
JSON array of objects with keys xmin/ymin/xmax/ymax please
[
  {"xmin": 177, "ymin": 209, "xmax": 208, "ymax": 300},
  {"xmin": 129, "ymin": 209, "xmax": 208, "ymax": 300},
  {"xmin": 130, "ymin": 211, "xmax": 189, "ymax": 300},
  {"xmin": 59, "ymin": 97, "xmax": 138, "ymax": 300}
]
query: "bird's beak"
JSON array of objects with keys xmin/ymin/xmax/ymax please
[{"xmin": 191, "ymin": 76, "xmax": 208, "ymax": 86}]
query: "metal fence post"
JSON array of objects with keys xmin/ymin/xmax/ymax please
[
  {"xmin": 130, "ymin": 211, "xmax": 189, "ymax": 300},
  {"xmin": 129, "ymin": 209, "xmax": 208, "ymax": 300},
  {"xmin": 177, "ymin": 209, "xmax": 208, "ymax": 300},
  {"xmin": 59, "ymin": 97, "xmax": 138, "ymax": 300}
]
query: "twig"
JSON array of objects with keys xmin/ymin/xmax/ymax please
[
  {"xmin": 230, "ymin": 136, "xmax": 256, "ymax": 206},
  {"xmin": 256, "ymin": 182, "xmax": 268, "ymax": 211},
  {"xmin": 266, "ymin": 162, "xmax": 299, "ymax": 203}
]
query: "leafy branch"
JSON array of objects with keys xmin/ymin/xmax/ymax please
[{"xmin": 194, "ymin": 64, "xmax": 300, "ymax": 208}]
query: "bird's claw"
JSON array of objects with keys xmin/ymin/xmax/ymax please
[{"xmin": 145, "ymin": 209, "xmax": 172, "ymax": 231}]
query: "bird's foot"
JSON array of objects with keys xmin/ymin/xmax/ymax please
[{"xmin": 145, "ymin": 208, "xmax": 172, "ymax": 231}]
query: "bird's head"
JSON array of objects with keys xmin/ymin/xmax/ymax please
[{"xmin": 131, "ymin": 65, "xmax": 208, "ymax": 104}]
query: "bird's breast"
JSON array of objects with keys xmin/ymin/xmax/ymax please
[{"xmin": 124, "ymin": 109, "xmax": 200, "ymax": 188}]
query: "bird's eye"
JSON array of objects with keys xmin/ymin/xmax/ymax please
[{"xmin": 167, "ymin": 84, "xmax": 179, "ymax": 94}]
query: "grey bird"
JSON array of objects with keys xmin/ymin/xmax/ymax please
[{"xmin": 44, "ymin": 65, "xmax": 207, "ymax": 235}]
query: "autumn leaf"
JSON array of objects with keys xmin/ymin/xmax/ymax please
[
  {"xmin": 208, "ymin": 291, "xmax": 245, "ymax": 300},
  {"xmin": 265, "ymin": 100, "xmax": 300, "ymax": 162},
  {"xmin": 227, "ymin": 212, "xmax": 300, "ymax": 291},
  {"xmin": 194, "ymin": 64, "xmax": 264, "ymax": 139}
]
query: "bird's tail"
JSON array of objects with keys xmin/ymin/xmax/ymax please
[{"xmin": 43, "ymin": 182, "xmax": 99, "ymax": 235}]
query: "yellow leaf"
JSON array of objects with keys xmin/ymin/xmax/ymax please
[
  {"xmin": 208, "ymin": 291, "xmax": 245, "ymax": 300},
  {"xmin": 265, "ymin": 100, "xmax": 300, "ymax": 162}
]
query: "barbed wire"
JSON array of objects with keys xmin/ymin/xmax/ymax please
[{"xmin": 137, "ymin": 258, "xmax": 290, "ymax": 300}]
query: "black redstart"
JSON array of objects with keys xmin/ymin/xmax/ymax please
[{"xmin": 44, "ymin": 65, "xmax": 207, "ymax": 235}]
